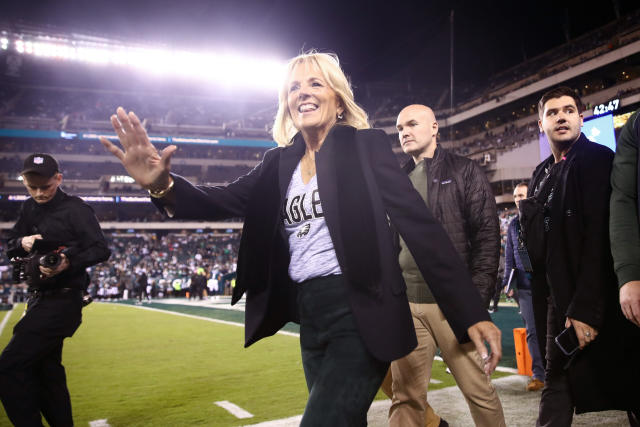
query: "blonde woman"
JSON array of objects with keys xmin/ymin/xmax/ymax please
[{"xmin": 101, "ymin": 51, "xmax": 499, "ymax": 426}]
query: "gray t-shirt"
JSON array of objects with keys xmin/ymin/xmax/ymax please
[{"xmin": 283, "ymin": 163, "xmax": 342, "ymax": 283}]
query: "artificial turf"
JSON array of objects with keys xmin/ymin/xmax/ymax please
[
  {"xmin": 0, "ymin": 303, "xmax": 307, "ymax": 426},
  {"xmin": 0, "ymin": 301, "xmax": 512, "ymax": 426}
]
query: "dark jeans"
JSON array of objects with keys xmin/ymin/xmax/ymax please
[
  {"xmin": 537, "ymin": 297, "xmax": 574, "ymax": 427},
  {"xmin": 518, "ymin": 289, "xmax": 545, "ymax": 381},
  {"xmin": 0, "ymin": 290, "xmax": 82, "ymax": 427},
  {"xmin": 297, "ymin": 275, "xmax": 388, "ymax": 427},
  {"xmin": 490, "ymin": 282, "xmax": 501, "ymax": 310}
]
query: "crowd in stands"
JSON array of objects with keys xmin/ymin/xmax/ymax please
[
  {"xmin": 0, "ymin": 84, "xmax": 276, "ymax": 138},
  {"xmin": 451, "ymin": 122, "xmax": 540, "ymax": 156},
  {"xmin": 615, "ymin": 85, "xmax": 640, "ymax": 100},
  {"xmin": 0, "ymin": 139, "xmax": 265, "ymax": 190},
  {"xmin": 0, "ymin": 197, "xmax": 242, "ymax": 222},
  {"xmin": 13, "ymin": 161, "xmax": 253, "ymax": 183},
  {"xmin": 0, "ymin": 139, "xmax": 269, "ymax": 161},
  {"xmin": 87, "ymin": 232, "xmax": 239, "ymax": 301}
]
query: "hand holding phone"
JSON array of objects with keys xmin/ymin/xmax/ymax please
[{"xmin": 555, "ymin": 326, "xmax": 580, "ymax": 356}]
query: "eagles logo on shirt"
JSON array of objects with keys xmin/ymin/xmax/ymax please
[{"xmin": 297, "ymin": 224, "xmax": 311, "ymax": 238}]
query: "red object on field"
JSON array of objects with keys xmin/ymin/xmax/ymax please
[{"xmin": 513, "ymin": 327, "xmax": 533, "ymax": 376}]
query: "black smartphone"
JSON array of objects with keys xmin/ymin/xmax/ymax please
[{"xmin": 555, "ymin": 326, "xmax": 580, "ymax": 356}]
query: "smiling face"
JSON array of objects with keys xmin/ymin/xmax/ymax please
[
  {"xmin": 538, "ymin": 95, "xmax": 583, "ymax": 146},
  {"xmin": 286, "ymin": 61, "xmax": 343, "ymax": 140}
]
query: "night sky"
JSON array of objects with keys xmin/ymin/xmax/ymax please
[{"xmin": 3, "ymin": 0, "xmax": 640, "ymax": 100}]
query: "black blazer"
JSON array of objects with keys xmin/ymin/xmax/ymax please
[{"xmin": 155, "ymin": 125, "xmax": 489, "ymax": 362}]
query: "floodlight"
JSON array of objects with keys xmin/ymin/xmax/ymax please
[{"xmin": 4, "ymin": 31, "xmax": 287, "ymax": 91}]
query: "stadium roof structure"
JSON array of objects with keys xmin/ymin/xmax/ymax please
[
  {"xmin": 0, "ymin": 25, "xmax": 286, "ymax": 93},
  {"xmin": 441, "ymin": 38, "xmax": 640, "ymax": 128}
]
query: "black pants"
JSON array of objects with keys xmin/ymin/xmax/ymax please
[
  {"xmin": 297, "ymin": 275, "xmax": 388, "ymax": 427},
  {"xmin": 537, "ymin": 297, "xmax": 574, "ymax": 427},
  {"xmin": 0, "ymin": 290, "xmax": 82, "ymax": 427}
]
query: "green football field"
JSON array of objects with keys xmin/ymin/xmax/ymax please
[{"xmin": 0, "ymin": 302, "xmax": 509, "ymax": 426}]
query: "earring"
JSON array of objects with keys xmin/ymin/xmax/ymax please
[{"xmin": 337, "ymin": 112, "xmax": 344, "ymax": 120}]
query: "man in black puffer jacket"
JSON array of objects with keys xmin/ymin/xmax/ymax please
[{"xmin": 387, "ymin": 105, "xmax": 503, "ymax": 427}]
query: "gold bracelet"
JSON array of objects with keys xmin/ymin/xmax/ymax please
[{"xmin": 148, "ymin": 178, "xmax": 174, "ymax": 199}]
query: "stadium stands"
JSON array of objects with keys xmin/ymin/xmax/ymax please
[{"xmin": 87, "ymin": 232, "xmax": 239, "ymax": 300}]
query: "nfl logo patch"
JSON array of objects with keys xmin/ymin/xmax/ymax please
[{"xmin": 34, "ymin": 156, "xmax": 44, "ymax": 164}]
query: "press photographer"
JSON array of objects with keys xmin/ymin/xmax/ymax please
[{"xmin": 0, "ymin": 153, "xmax": 111, "ymax": 427}]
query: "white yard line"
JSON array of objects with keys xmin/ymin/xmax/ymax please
[
  {"xmin": 243, "ymin": 414, "xmax": 301, "ymax": 426},
  {"xmin": 88, "ymin": 419, "xmax": 111, "ymax": 427},
  {"xmin": 111, "ymin": 302, "xmax": 300, "ymax": 338},
  {"xmin": 243, "ymin": 400, "xmax": 391, "ymax": 427},
  {"xmin": 0, "ymin": 308, "xmax": 13, "ymax": 336},
  {"xmin": 214, "ymin": 401, "xmax": 254, "ymax": 419}
]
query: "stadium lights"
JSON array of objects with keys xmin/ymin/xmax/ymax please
[{"xmin": 5, "ymin": 32, "xmax": 286, "ymax": 91}]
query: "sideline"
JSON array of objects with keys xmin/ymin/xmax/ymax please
[
  {"xmin": 0, "ymin": 308, "xmax": 14, "ymax": 337},
  {"xmin": 108, "ymin": 302, "xmax": 300, "ymax": 338}
]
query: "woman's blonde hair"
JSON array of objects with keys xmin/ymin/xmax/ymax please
[{"xmin": 272, "ymin": 51, "xmax": 370, "ymax": 146}]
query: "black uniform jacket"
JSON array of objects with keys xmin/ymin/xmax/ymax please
[
  {"xmin": 529, "ymin": 133, "xmax": 640, "ymax": 413},
  {"xmin": 7, "ymin": 189, "xmax": 111, "ymax": 290},
  {"xmin": 402, "ymin": 146, "xmax": 500, "ymax": 307},
  {"xmin": 155, "ymin": 125, "xmax": 489, "ymax": 362}
]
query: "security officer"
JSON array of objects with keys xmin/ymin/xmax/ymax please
[{"xmin": 0, "ymin": 153, "xmax": 110, "ymax": 426}]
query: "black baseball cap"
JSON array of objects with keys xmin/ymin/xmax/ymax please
[{"xmin": 21, "ymin": 153, "xmax": 60, "ymax": 178}]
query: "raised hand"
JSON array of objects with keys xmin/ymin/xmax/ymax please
[{"xmin": 99, "ymin": 107, "xmax": 177, "ymax": 191}]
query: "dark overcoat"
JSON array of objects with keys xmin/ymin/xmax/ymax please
[
  {"xmin": 155, "ymin": 125, "xmax": 489, "ymax": 362},
  {"xmin": 529, "ymin": 134, "xmax": 640, "ymax": 413}
]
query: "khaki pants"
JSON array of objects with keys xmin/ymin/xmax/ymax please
[
  {"xmin": 388, "ymin": 303, "xmax": 505, "ymax": 427},
  {"xmin": 381, "ymin": 371, "xmax": 442, "ymax": 427}
]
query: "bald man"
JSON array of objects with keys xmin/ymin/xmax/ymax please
[{"xmin": 387, "ymin": 105, "xmax": 505, "ymax": 427}]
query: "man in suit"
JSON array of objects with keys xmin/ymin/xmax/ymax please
[{"xmin": 388, "ymin": 104, "xmax": 505, "ymax": 427}]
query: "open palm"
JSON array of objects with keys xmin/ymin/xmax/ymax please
[{"xmin": 99, "ymin": 107, "xmax": 176, "ymax": 190}]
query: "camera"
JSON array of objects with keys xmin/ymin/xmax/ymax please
[
  {"xmin": 39, "ymin": 252, "xmax": 63, "ymax": 269},
  {"xmin": 11, "ymin": 250, "xmax": 64, "ymax": 287}
]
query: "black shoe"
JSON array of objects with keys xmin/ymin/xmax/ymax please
[{"xmin": 438, "ymin": 418, "xmax": 450, "ymax": 427}]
